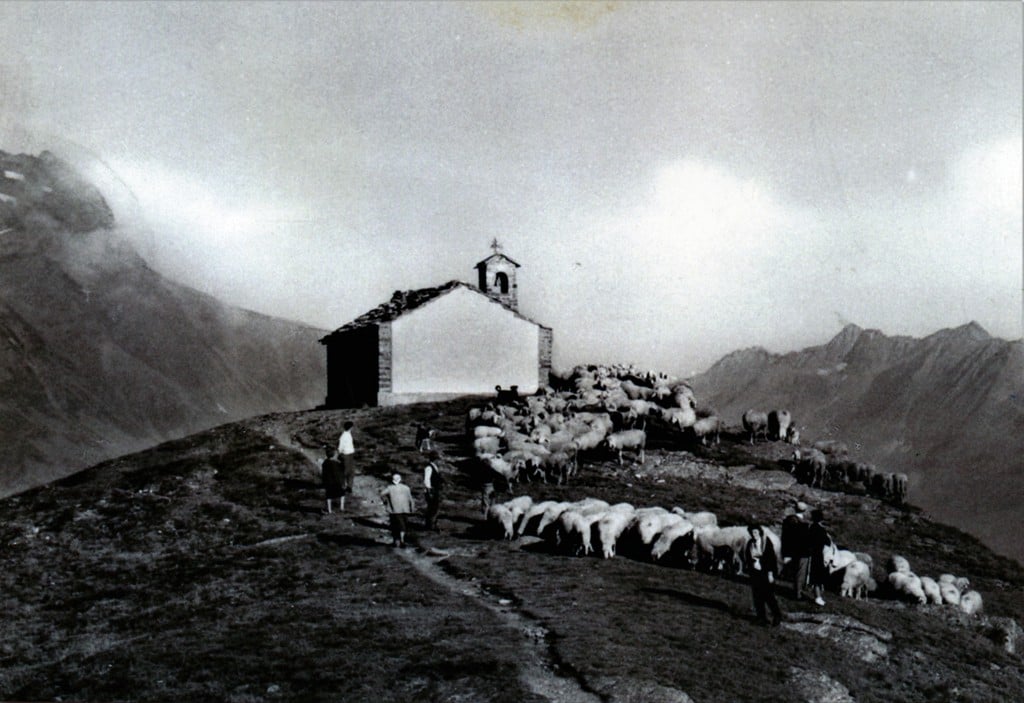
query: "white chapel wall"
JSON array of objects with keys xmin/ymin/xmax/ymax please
[{"xmin": 388, "ymin": 287, "xmax": 540, "ymax": 398}]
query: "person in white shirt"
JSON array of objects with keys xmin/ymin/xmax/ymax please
[{"xmin": 337, "ymin": 421, "xmax": 356, "ymax": 495}]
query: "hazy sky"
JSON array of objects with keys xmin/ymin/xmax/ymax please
[{"xmin": 1, "ymin": 1, "xmax": 1020, "ymax": 375}]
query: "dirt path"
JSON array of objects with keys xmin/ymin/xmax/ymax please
[{"xmin": 395, "ymin": 545, "xmax": 603, "ymax": 703}]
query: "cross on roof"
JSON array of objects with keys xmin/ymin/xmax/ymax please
[{"xmin": 490, "ymin": 237, "xmax": 502, "ymax": 254}]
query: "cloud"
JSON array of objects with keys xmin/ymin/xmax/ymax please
[{"xmin": 953, "ymin": 135, "xmax": 1023, "ymax": 221}]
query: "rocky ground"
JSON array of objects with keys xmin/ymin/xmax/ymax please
[{"xmin": 1, "ymin": 398, "xmax": 1022, "ymax": 702}]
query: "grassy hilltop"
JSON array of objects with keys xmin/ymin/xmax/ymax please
[{"xmin": 1, "ymin": 397, "xmax": 1022, "ymax": 703}]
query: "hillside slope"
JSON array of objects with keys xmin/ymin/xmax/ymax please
[
  {"xmin": 0, "ymin": 400, "xmax": 1021, "ymax": 702},
  {"xmin": 690, "ymin": 323, "xmax": 1024, "ymax": 563},
  {"xmin": 0, "ymin": 149, "xmax": 326, "ymax": 495}
]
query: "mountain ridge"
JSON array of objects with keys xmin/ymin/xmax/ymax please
[
  {"xmin": 691, "ymin": 322, "xmax": 1024, "ymax": 563},
  {"xmin": 0, "ymin": 149, "xmax": 326, "ymax": 496}
]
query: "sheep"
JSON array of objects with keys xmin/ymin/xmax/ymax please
[
  {"xmin": 606, "ymin": 429, "xmax": 647, "ymax": 465},
  {"xmin": 938, "ymin": 573, "xmax": 971, "ymax": 595},
  {"xmin": 656, "ymin": 402, "xmax": 690, "ymax": 425},
  {"xmin": 631, "ymin": 507, "xmax": 682, "ymax": 545},
  {"xmin": 888, "ymin": 571, "xmax": 927, "ymax": 604},
  {"xmin": 742, "ymin": 410, "xmax": 769, "ymax": 444},
  {"xmin": 620, "ymin": 379, "xmax": 654, "ymax": 400},
  {"xmin": 785, "ymin": 425, "xmax": 800, "ymax": 445},
  {"xmin": 473, "ymin": 425, "xmax": 504, "ymax": 439},
  {"xmin": 672, "ymin": 384, "xmax": 697, "ymax": 410},
  {"xmin": 888, "ymin": 555, "xmax": 912, "ymax": 575},
  {"xmin": 473, "ymin": 436, "xmax": 502, "ymax": 456},
  {"xmin": 767, "ymin": 410, "xmax": 792, "ymax": 441},
  {"xmin": 693, "ymin": 525, "xmax": 751, "ymax": 573},
  {"xmin": 650, "ymin": 519, "xmax": 695, "ymax": 563},
  {"xmin": 938, "ymin": 580, "xmax": 962, "ymax": 606},
  {"xmin": 501, "ymin": 495, "xmax": 533, "ymax": 530},
  {"xmin": 487, "ymin": 504, "xmax": 516, "ymax": 540},
  {"xmin": 812, "ymin": 439, "xmax": 849, "ymax": 457},
  {"xmin": 691, "ymin": 415, "xmax": 721, "ymax": 446},
  {"xmin": 534, "ymin": 501, "xmax": 573, "ymax": 538},
  {"xmin": 919, "ymin": 576, "xmax": 943, "ymax": 605},
  {"xmin": 959, "ymin": 590, "xmax": 983, "ymax": 615},
  {"xmin": 840, "ymin": 559, "xmax": 876, "ymax": 599},
  {"xmin": 517, "ymin": 500, "xmax": 560, "ymax": 537},
  {"xmin": 484, "ymin": 455, "xmax": 519, "ymax": 491},
  {"xmin": 597, "ymin": 504, "xmax": 636, "ymax": 559},
  {"xmin": 822, "ymin": 543, "xmax": 860, "ymax": 573},
  {"xmin": 670, "ymin": 507, "xmax": 718, "ymax": 529},
  {"xmin": 503, "ymin": 448, "xmax": 546, "ymax": 483},
  {"xmin": 795, "ymin": 448, "xmax": 828, "ymax": 488},
  {"xmin": 557, "ymin": 501, "xmax": 612, "ymax": 555}
]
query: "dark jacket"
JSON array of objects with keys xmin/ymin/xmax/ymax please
[
  {"xmin": 781, "ymin": 516, "xmax": 812, "ymax": 559},
  {"xmin": 744, "ymin": 534, "xmax": 779, "ymax": 578}
]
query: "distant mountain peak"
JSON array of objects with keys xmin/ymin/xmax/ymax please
[
  {"xmin": 823, "ymin": 322, "xmax": 865, "ymax": 359},
  {"xmin": 956, "ymin": 320, "xmax": 991, "ymax": 341},
  {"xmin": 927, "ymin": 321, "xmax": 992, "ymax": 344}
]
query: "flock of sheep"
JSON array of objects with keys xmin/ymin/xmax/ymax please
[
  {"xmin": 484, "ymin": 493, "xmax": 984, "ymax": 617},
  {"xmin": 741, "ymin": 408, "xmax": 909, "ymax": 505},
  {"xmin": 467, "ymin": 364, "xmax": 710, "ymax": 487},
  {"xmin": 456, "ymin": 362, "xmax": 980, "ymax": 620}
]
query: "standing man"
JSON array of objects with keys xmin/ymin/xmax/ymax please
[
  {"xmin": 744, "ymin": 523, "xmax": 782, "ymax": 627},
  {"xmin": 781, "ymin": 512, "xmax": 812, "ymax": 600},
  {"xmin": 422, "ymin": 451, "xmax": 445, "ymax": 531},
  {"xmin": 380, "ymin": 473, "xmax": 415, "ymax": 548},
  {"xmin": 318, "ymin": 445, "xmax": 346, "ymax": 514},
  {"xmin": 807, "ymin": 508, "xmax": 832, "ymax": 606},
  {"xmin": 338, "ymin": 421, "xmax": 356, "ymax": 497}
]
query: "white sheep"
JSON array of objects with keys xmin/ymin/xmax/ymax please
[
  {"xmin": 693, "ymin": 525, "xmax": 750, "ymax": 573},
  {"xmin": 691, "ymin": 416, "xmax": 721, "ymax": 446},
  {"xmin": 767, "ymin": 409, "xmax": 792, "ymax": 441},
  {"xmin": 606, "ymin": 429, "xmax": 647, "ymax": 465},
  {"xmin": 662, "ymin": 406, "xmax": 697, "ymax": 431},
  {"xmin": 517, "ymin": 500, "xmax": 559, "ymax": 537},
  {"xmin": 959, "ymin": 590, "xmax": 983, "ymax": 615},
  {"xmin": 840, "ymin": 560, "xmax": 875, "ymax": 599},
  {"xmin": 484, "ymin": 455, "xmax": 519, "ymax": 489},
  {"xmin": 650, "ymin": 519, "xmax": 695, "ymax": 562},
  {"xmin": 557, "ymin": 501, "xmax": 611, "ymax": 555},
  {"xmin": 631, "ymin": 507, "xmax": 680, "ymax": 545},
  {"xmin": 919, "ymin": 576, "xmax": 943, "ymax": 605},
  {"xmin": 473, "ymin": 425, "xmax": 504, "ymax": 439},
  {"xmin": 888, "ymin": 555, "xmax": 912, "ymax": 575},
  {"xmin": 938, "ymin": 581, "xmax": 962, "ymax": 606},
  {"xmin": 487, "ymin": 504, "xmax": 516, "ymax": 540},
  {"xmin": 888, "ymin": 571, "xmax": 927, "ymax": 604},
  {"xmin": 823, "ymin": 544, "xmax": 860, "ymax": 573},
  {"xmin": 501, "ymin": 495, "xmax": 534, "ymax": 530},
  {"xmin": 812, "ymin": 439, "xmax": 849, "ymax": 456},
  {"xmin": 597, "ymin": 504, "xmax": 636, "ymax": 559},
  {"xmin": 742, "ymin": 410, "xmax": 769, "ymax": 444},
  {"xmin": 473, "ymin": 436, "xmax": 501, "ymax": 456},
  {"xmin": 533, "ymin": 501, "xmax": 573, "ymax": 538},
  {"xmin": 670, "ymin": 507, "xmax": 717, "ymax": 529}
]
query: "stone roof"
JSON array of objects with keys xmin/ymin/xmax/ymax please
[{"xmin": 319, "ymin": 280, "xmax": 548, "ymax": 343}]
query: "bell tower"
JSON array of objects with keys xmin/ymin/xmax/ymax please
[{"xmin": 474, "ymin": 239, "xmax": 521, "ymax": 311}]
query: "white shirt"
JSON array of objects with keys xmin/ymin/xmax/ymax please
[
  {"xmin": 338, "ymin": 430, "xmax": 355, "ymax": 455},
  {"xmin": 424, "ymin": 462, "xmax": 436, "ymax": 490}
]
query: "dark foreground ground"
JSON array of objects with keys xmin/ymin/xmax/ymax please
[{"xmin": 1, "ymin": 398, "xmax": 1022, "ymax": 702}]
